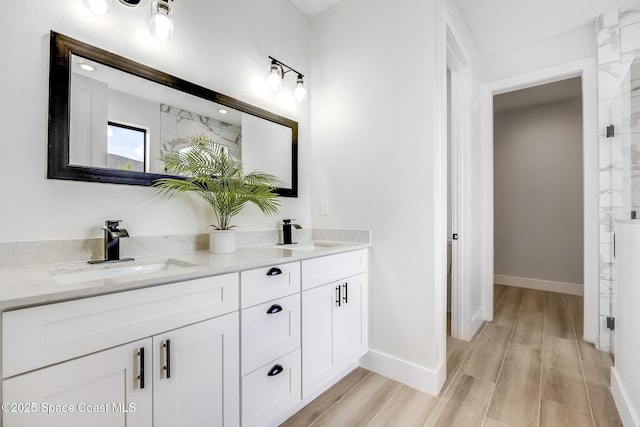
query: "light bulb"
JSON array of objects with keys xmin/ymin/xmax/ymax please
[
  {"xmin": 79, "ymin": 62, "xmax": 96, "ymax": 72},
  {"xmin": 294, "ymin": 75, "xmax": 307, "ymax": 103},
  {"xmin": 267, "ymin": 61, "xmax": 283, "ymax": 92},
  {"xmin": 150, "ymin": 1, "xmax": 174, "ymax": 41},
  {"xmin": 84, "ymin": 0, "xmax": 112, "ymax": 15}
]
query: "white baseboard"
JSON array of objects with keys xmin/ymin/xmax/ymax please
[
  {"xmin": 360, "ymin": 349, "xmax": 443, "ymax": 396},
  {"xmin": 470, "ymin": 308, "xmax": 485, "ymax": 337},
  {"xmin": 611, "ymin": 367, "xmax": 640, "ymax": 427},
  {"xmin": 494, "ymin": 274, "xmax": 583, "ymax": 296}
]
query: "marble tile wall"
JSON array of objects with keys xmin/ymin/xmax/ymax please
[
  {"xmin": 159, "ymin": 104, "xmax": 242, "ymax": 160},
  {"xmin": 597, "ymin": 9, "xmax": 640, "ymax": 352}
]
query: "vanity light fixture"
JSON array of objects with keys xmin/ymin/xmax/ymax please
[
  {"xmin": 267, "ymin": 59, "xmax": 284, "ymax": 92},
  {"xmin": 294, "ymin": 74, "xmax": 307, "ymax": 103},
  {"xmin": 84, "ymin": 0, "xmax": 175, "ymax": 42},
  {"xmin": 267, "ymin": 56, "xmax": 307, "ymax": 103},
  {"xmin": 150, "ymin": 0, "xmax": 174, "ymax": 41}
]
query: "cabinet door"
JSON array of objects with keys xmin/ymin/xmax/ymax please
[
  {"xmin": 301, "ymin": 283, "xmax": 336, "ymax": 397},
  {"xmin": 153, "ymin": 312, "xmax": 239, "ymax": 427},
  {"xmin": 333, "ymin": 274, "xmax": 366, "ymax": 369},
  {"xmin": 3, "ymin": 338, "xmax": 152, "ymax": 427}
]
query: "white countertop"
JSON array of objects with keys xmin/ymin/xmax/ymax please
[{"xmin": 0, "ymin": 241, "xmax": 369, "ymax": 311}]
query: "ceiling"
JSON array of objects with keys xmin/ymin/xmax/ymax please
[
  {"xmin": 287, "ymin": 0, "xmax": 345, "ymax": 17},
  {"xmin": 454, "ymin": 0, "xmax": 639, "ymax": 57},
  {"xmin": 289, "ymin": 0, "xmax": 638, "ymax": 57}
]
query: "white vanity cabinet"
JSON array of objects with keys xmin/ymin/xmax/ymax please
[
  {"xmin": 301, "ymin": 250, "xmax": 368, "ymax": 398},
  {"xmin": 0, "ymin": 245, "xmax": 369, "ymax": 426},
  {"xmin": 2, "ymin": 273, "xmax": 240, "ymax": 427},
  {"xmin": 240, "ymin": 262, "xmax": 302, "ymax": 427}
]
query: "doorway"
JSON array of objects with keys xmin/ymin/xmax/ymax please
[
  {"xmin": 493, "ymin": 78, "xmax": 584, "ymax": 298},
  {"xmin": 479, "ymin": 59, "xmax": 599, "ymax": 343},
  {"xmin": 445, "ymin": 26, "xmax": 470, "ymax": 340}
]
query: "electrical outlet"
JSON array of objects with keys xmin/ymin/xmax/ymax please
[{"xmin": 320, "ymin": 200, "xmax": 330, "ymax": 216}]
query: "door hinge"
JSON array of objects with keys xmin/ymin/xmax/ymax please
[
  {"xmin": 607, "ymin": 316, "xmax": 615, "ymax": 331},
  {"xmin": 452, "ymin": 234, "xmax": 458, "ymax": 240}
]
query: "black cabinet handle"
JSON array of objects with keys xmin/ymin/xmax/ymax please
[
  {"xmin": 336, "ymin": 285, "xmax": 341, "ymax": 307},
  {"xmin": 267, "ymin": 364, "xmax": 284, "ymax": 377},
  {"xmin": 267, "ymin": 304, "xmax": 283, "ymax": 314},
  {"xmin": 266, "ymin": 267, "xmax": 282, "ymax": 276},
  {"xmin": 163, "ymin": 340, "xmax": 171, "ymax": 379},
  {"xmin": 137, "ymin": 347, "xmax": 145, "ymax": 389},
  {"xmin": 343, "ymin": 282, "xmax": 348, "ymax": 304}
]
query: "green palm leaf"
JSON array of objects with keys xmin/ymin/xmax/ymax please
[{"xmin": 153, "ymin": 134, "xmax": 281, "ymax": 230}]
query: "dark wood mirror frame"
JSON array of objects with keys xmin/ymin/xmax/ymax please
[{"xmin": 47, "ymin": 31, "xmax": 298, "ymax": 197}]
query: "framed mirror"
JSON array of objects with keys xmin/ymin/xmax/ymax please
[{"xmin": 48, "ymin": 31, "xmax": 298, "ymax": 197}]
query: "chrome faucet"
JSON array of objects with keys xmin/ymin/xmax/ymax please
[
  {"xmin": 89, "ymin": 220, "xmax": 134, "ymax": 264},
  {"xmin": 281, "ymin": 219, "xmax": 302, "ymax": 245}
]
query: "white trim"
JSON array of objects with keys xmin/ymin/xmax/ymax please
[
  {"xmin": 611, "ymin": 367, "xmax": 640, "ymax": 427},
  {"xmin": 360, "ymin": 350, "xmax": 444, "ymax": 396},
  {"xmin": 444, "ymin": 6, "xmax": 477, "ymax": 343},
  {"xmin": 471, "ymin": 307, "xmax": 484, "ymax": 335},
  {"xmin": 480, "ymin": 58, "xmax": 599, "ymax": 343},
  {"xmin": 494, "ymin": 274, "xmax": 584, "ymax": 296}
]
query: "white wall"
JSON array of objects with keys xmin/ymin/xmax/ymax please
[
  {"xmin": 242, "ymin": 113, "xmax": 293, "ymax": 188},
  {"xmin": 480, "ymin": 25, "xmax": 596, "ymax": 83},
  {"xmin": 494, "ymin": 97, "xmax": 584, "ymax": 287},
  {"xmin": 310, "ymin": 0, "xmax": 438, "ymax": 388},
  {"xmin": 0, "ymin": 0, "xmax": 310, "ymax": 242},
  {"xmin": 310, "ymin": 0, "xmax": 482, "ymax": 394}
]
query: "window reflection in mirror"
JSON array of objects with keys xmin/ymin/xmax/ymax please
[{"xmin": 107, "ymin": 122, "xmax": 146, "ymax": 172}]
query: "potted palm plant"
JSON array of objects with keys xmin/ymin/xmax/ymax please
[{"xmin": 153, "ymin": 134, "xmax": 281, "ymax": 254}]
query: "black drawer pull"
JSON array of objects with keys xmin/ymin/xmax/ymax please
[
  {"xmin": 267, "ymin": 304, "xmax": 283, "ymax": 315},
  {"xmin": 163, "ymin": 339, "xmax": 171, "ymax": 379},
  {"xmin": 266, "ymin": 267, "xmax": 283, "ymax": 276},
  {"xmin": 268, "ymin": 364, "xmax": 284, "ymax": 377},
  {"xmin": 137, "ymin": 347, "xmax": 145, "ymax": 389}
]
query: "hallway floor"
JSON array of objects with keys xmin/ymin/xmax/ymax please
[{"xmin": 282, "ymin": 285, "xmax": 621, "ymax": 426}]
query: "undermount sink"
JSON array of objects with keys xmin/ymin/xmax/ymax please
[
  {"xmin": 50, "ymin": 258, "xmax": 197, "ymax": 284},
  {"xmin": 273, "ymin": 241, "xmax": 345, "ymax": 251}
]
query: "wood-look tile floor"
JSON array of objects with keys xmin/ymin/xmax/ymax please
[{"xmin": 282, "ymin": 285, "xmax": 621, "ymax": 427}]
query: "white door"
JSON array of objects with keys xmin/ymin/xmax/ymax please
[
  {"xmin": 3, "ymin": 338, "xmax": 152, "ymax": 427},
  {"xmin": 333, "ymin": 274, "xmax": 365, "ymax": 369},
  {"xmin": 153, "ymin": 312, "xmax": 239, "ymax": 427},
  {"xmin": 301, "ymin": 283, "xmax": 335, "ymax": 398}
]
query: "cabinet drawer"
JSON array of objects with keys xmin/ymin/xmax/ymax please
[
  {"xmin": 241, "ymin": 294, "xmax": 300, "ymax": 375},
  {"xmin": 302, "ymin": 249, "xmax": 367, "ymax": 291},
  {"xmin": 242, "ymin": 349, "xmax": 301, "ymax": 427},
  {"xmin": 3, "ymin": 273, "xmax": 239, "ymax": 378},
  {"xmin": 241, "ymin": 262, "xmax": 300, "ymax": 308}
]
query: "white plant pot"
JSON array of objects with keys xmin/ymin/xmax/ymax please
[{"xmin": 209, "ymin": 230, "xmax": 236, "ymax": 254}]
